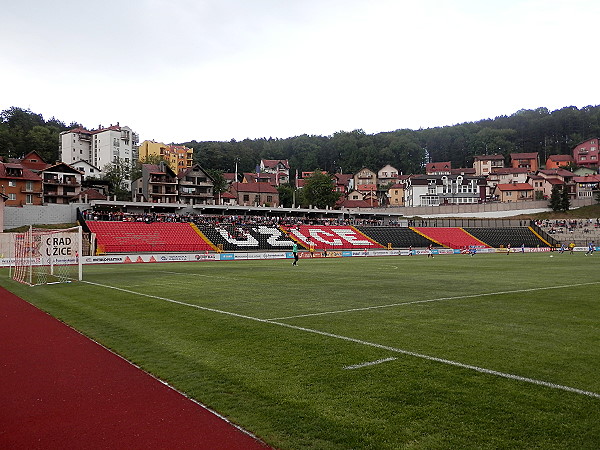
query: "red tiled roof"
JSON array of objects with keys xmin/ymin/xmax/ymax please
[
  {"xmin": 545, "ymin": 178, "xmax": 564, "ymax": 185},
  {"xmin": 491, "ymin": 167, "xmax": 529, "ymax": 175},
  {"xmin": 547, "ymin": 154, "xmax": 573, "ymax": 162},
  {"xmin": 573, "ymin": 175, "xmax": 600, "ymax": 183},
  {"xmin": 496, "ymin": 183, "xmax": 533, "ymax": 191},
  {"xmin": 230, "ymin": 182, "xmax": 278, "ymax": 194},
  {"xmin": 450, "ymin": 168, "xmax": 476, "ymax": 175},
  {"xmin": 426, "ymin": 161, "xmax": 451, "ymax": 172},
  {"xmin": 0, "ymin": 162, "xmax": 43, "ymax": 181},
  {"xmin": 511, "ymin": 152, "xmax": 538, "ymax": 159},
  {"xmin": 538, "ymin": 169, "xmax": 575, "ymax": 177},
  {"xmin": 70, "ymin": 188, "xmax": 107, "ymax": 201},
  {"xmin": 261, "ymin": 159, "xmax": 289, "ymax": 169}
]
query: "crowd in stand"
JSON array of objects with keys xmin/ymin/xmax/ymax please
[
  {"xmin": 82, "ymin": 210, "xmax": 384, "ymax": 227},
  {"xmin": 535, "ymin": 218, "xmax": 600, "ymax": 234}
]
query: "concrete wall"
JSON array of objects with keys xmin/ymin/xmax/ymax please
[{"xmin": 2, "ymin": 203, "xmax": 87, "ymax": 230}]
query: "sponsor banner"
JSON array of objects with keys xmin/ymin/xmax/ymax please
[
  {"xmin": 84, "ymin": 255, "xmax": 125, "ymax": 264},
  {"xmin": 260, "ymin": 252, "xmax": 287, "ymax": 260},
  {"xmin": 371, "ymin": 250, "xmax": 401, "ymax": 257},
  {"xmin": 220, "ymin": 253, "xmax": 235, "ymax": 261},
  {"xmin": 158, "ymin": 254, "xmax": 190, "ymax": 262},
  {"xmin": 437, "ymin": 248, "xmax": 454, "ymax": 255},
  {"xmin": 342, "ymin": 251, "xmax": 353, "ymax": 257},
  {"xmin": 194, "ymin": 253, "xmax": 218, "ymax": 261}
]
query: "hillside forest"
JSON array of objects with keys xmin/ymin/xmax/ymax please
[{"xmin": 1, "ymin": 105, "xmax": 600, "ymax": 177}]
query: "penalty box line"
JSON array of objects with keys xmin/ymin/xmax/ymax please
[
  {"xmin": 267, "ymin": 281, "xmax": 600, "ymax": 321},
  {"xmin": 82, "ymin": 280, "xmax": 600, "ymax": 400}
]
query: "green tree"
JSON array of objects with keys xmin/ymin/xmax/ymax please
[
  {"xmin": 549, "ymin": 185, "xmax": 562, "ymax": 211},
  {"xmin": 102, "ymin": 158, "xmax": 131, "ymax": 201},
  {"xmin": 299, "ymin": 170, "xmax": 341, "ymax": 209},
  {"xmin": 277, "ymin": 183, "xmax": 296, "ymax": 208},
  {"xmin": 560, "ymin": 185, "xmax": 571, "ymax": 212},
  {"xmin": 205, "ymin": 168, "xmax": 227, "ymax": 194}
]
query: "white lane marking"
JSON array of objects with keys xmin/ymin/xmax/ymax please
[
  {"xmin": 82, "ymin": 280, "xmax": 600, "ymax": 400},
  {"xmin": 344, "ymin": 357, "xmax": 397, "ymax": 370},
  {"xmin": 266, "ymin": 281, "xmax": 600, "ymax": 320}
]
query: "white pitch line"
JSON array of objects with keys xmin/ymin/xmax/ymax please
[
  {"xmin": 344, "ymin": 357, "xmax": 397, "ymax": 370},
  {"xmin": 266, "ymin": 281, "xmax": 600, "ymax": 321},
  {"xmin": 82, "ymin": 280, "xmax": 600, "ymax": 400}
]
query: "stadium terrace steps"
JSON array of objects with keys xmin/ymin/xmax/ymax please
[
  {"xmin": 194, "ymin": 223, "xmax": 295, "ymax": 251},
  {"xmin": 354, "ymin": 226, "xmax": 441, "ymax": 248},
  {"xmin": 282, "ymin": 225, "xmax": 386, "ymax": 250},
  {"xmin": 412, "ymin": 227, "xmax": 490, "ymax": 249},
  {"xmin": 87, "ymin": 221, "xmax": 214, "ymax": 253},
  {"xmin": 464, "ymin": 227, "xmax": 551, "ymax": 248}
]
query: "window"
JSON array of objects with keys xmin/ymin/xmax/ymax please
[
  {"xmin": 8, "ymin": 180, "xmax": 16, "ymax": 187},
  {"xmin": 26, "ymin": 181, "xmax": 33, "ymax": 191},
  {"xmin": 26, "ymin": 194, "xmax": 33, "ymax": 204},
  {"xmin": 243, "ymin": 194, "xmax": 250, "ymax": 202},
  {"xmin": 8, "ymin": 193, "xmax": 16, "ymax": 200},
  {"xmin": 267, "ymin": 195, "xmax": 273, "ymax": 202}
]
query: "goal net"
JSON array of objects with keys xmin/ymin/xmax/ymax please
[{"xmin": 12, "ymin": 226, "xmax": 83, "ymax": 286}]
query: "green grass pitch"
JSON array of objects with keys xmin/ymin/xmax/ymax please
[{"xmin": 1, "ymin": 252, "xmax": 599, "ymax": 449}]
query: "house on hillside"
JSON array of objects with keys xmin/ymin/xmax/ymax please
[
  {"xmin": 537, "ymin": 169, "xmax": 576, "ymax": 198},
  {"xmin": 545, "ymin": 154, "xmax": 574, "ymax": 170},
  {"xmin": 353, "ymin": 167, "xmax": 377, "ymax": 188},
  {"xmin": 493, "ymin": 183, "xmax": 534, "ymax": 202},
  {"xmin": 377, "ymin": 165, "xmax": 399, "ymax": 186},
  {"xmin": 259, "ymin": 159, "xmax": 289, "ymax": 186},
  {"xmin": 387, "ymin": 183, "xmax": 405, "ymax": 207},
  {"xmin": 177, "ymin": 164, "xmax": 215, "ymax": 205},
  {"xmin": 473, "ymin": 154, "xmax": 505, "ymax": 176},
  {"xmin": 16, "ymin": 151, "xmax": 50, "ymax": 173},
  {"xmin": 229, "ymin": 182, "xmax": 279, "ymax": 207},
  {"xmin": 40, "ymin": 163, "xmax": 83, "ymax": 204},
  {"xmin": 425, "ymin": 161, "xmax": 451, "ymax": 175},
  {"xmin": 404, "ymin": 174, "xmax": 485, "ymax": 207},
  {"xmin": 0, "ymin": 162, "xmax": 43, "ymax": 206},
  {"xmin": 510, "ymin": 152, "xmax": 539, "ymax": 172},
  {"xmin": 132, "ymin": 162, "xmax": 179, "ymax": 203},
  {"xmin": 573, "ymin": 174, "xmax": 600, "ymax": 199},
  {"xmin": 333, "ymin": 173, "xmax": 353, "ymax": 195},
  {"xmin": 72, "ymin": 160, "xmax": 103, "ymax": 180},
  {"xmin": 572, "ymin": 138, "xmax": 599, "ymax": 168}
]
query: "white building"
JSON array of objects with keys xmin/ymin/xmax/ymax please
[
  {"xmin": 60, "ymin": 124, "xmax": 139, "ymax": 174},
  {"xmin": 71, "ymin": 160, "xmax": 102, "ymax": 180},
  {"xmin": 404, "ymin": 174, "xmax": 485, "ymax": 207}
]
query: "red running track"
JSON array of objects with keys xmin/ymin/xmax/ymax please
[{"xmin": 0, "ymin": 287, "xmax": 269, "ymax": 450}]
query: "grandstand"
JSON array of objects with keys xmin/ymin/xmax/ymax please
[
  {"xmin": 87, "ymin": 221, "xmax": 215, "ymax": 254},
  {"xmin": 412, "ymin": 227, "xmax": 491, "ymax": 248},
  {"xmin": 354, "ymin": 226, "xmax": 442, "ymax": 248},
  {"xmin": 84, "ymin": 216, "xmax": 554, "ymax": 254},
  {"xmin": 195, "ymin": 223, "xmax": 295, "ymax": 251},
  {"xmin": 464, "ymin": 227, "xmax": 551, "ymax": 248}
]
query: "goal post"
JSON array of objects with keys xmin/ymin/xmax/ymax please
[{"xmin": 12, "ymin": 226, "xmax": 83, "ymax": 286}]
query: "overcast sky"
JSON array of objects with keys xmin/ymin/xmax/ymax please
[{"xmin": 2, "ymin": 0, "xmax": 599, "ymax": 143}]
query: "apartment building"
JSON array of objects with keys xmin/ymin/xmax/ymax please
[
  {"xmin": 572, "ymin": 138, "xmax": 599, "ymax": 168},
  {"xmin": 138, "ymin": 140, "xmax": 194, "ymax": 172},
  {"xmin": 60, "ymin": 124, "xmax": 139, "ymax": 174}
]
